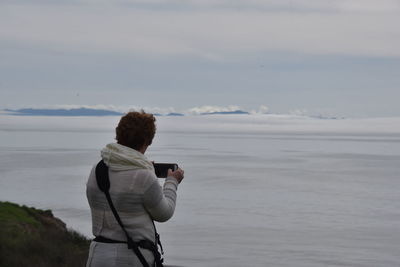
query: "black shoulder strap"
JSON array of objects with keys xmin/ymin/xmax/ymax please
[{"xmin": 95, "ymin": 160, "xmax": 150, "ymax": 267}]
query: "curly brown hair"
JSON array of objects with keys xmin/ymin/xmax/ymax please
[{"xmin": 115, "ymin": 111, "xmax": 156, "ymax": 150}]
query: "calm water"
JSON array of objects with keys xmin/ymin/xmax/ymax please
[{"xmin": 0, "ymin": 115, "xmax": 399, "ymax": 266}]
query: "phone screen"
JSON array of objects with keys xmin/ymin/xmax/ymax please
[{"xmin": 153, "ymin": 163, "xmax": 178, "ymax": 178}]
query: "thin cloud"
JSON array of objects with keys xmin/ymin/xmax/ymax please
[
  {"xmin": 12, "ymin": 0, "xmax": 399, "ymax": 13},
  {"xmin": 1, "ymin": 1, "xmax": 399, "ymax": 58},
  {"xmin": 188, "ymin": 105, "xmax": 244, "ymax": 115},
  {"xmin": 250, "ymin": 105, "xmax": 270, "ymax": 115}
]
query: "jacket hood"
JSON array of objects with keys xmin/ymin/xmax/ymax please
[{"xmin": 100, "ymin": 143, "xmax": 155, "ymax": 172}]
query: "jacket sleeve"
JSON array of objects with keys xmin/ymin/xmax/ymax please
[{"xmin": 143, "ymin": 176, "xmax": 179, "ymax": 222}]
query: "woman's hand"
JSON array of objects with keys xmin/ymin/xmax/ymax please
[{"xmin": 168, "ymin": 168, "xmax": 184, "ymax": 184}]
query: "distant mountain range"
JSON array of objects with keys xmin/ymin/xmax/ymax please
[
  {"xmin": 3, "ymin": 108, "xmax": 190, "ymax": 117},
  {"xmin": 166, "ymin": 112, "xmax": 185, "ymax": 116},
  {"xmin": 5, "ymin": 108, "xmax": 124, "ymax": 116},
  {"xmin": 200, "ymin": 110, "xmax": 249, "ymax": 115},
  {"xmin": 1, "ymin": 108, "xmax": 344, "ymax": 119},
  {"xmin": 3, "ymin": 108, "xmax": 250, "ymax": 117}
]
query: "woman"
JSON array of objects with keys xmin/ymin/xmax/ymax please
[{"xmin": 86, "ymin": 111, "xmax": 184, "ymax": 267}]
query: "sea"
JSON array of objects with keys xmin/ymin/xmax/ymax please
[{"xmin": 0, "ymin": 114, "xmax": 399, "ymax": 267}]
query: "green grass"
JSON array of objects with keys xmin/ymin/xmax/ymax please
[
  {"xmin": 0, "ymin": 202, "xmax": 40, "ymax": 226},
  {"xmin": 0, "ymin": 201, "xmax": 90, "ymax": 267}
]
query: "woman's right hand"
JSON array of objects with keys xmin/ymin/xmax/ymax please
[{"xmin": 168, "ymin": 168, "xmax": 184, "ymax": 184}]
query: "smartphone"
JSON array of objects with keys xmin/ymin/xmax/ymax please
[{"xmin": 153, "ymin": 163, "xmax": 178, "ymax": 178}]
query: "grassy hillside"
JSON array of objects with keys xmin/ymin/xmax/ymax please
[{"xmin": 0, "ymin": 201, "xmax": 90, "ymax": 267}]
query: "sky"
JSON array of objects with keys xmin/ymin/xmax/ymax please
[{"xmin": 1, "ymin": 0, "xmax": 400, "ymax": 117}]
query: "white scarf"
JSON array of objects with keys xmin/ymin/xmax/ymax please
[{"xmin": 101, "ymin": 143, "xmax": 155, "ymax": 172}]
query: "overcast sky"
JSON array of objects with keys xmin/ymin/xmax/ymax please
[{"xmin": 1, "ymin": 0, "xmax": 400, "ymax": 117}]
